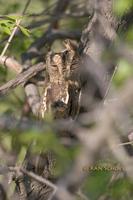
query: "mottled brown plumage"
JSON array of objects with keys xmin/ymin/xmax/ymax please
[{"xmin": 40, "ymin": 40, "xmax": 80, "ymax": 119}]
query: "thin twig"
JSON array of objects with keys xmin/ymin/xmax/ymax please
[
  {"xmin": 0, "ymin": 19, "xmax": 22, "ymax": 57},
  {"xmin": 20, "ymin": 168, "xmax": 57, "ymax": 192},
  {"xmin": 0, "ymin": 164, "xmax": 57, "ymax": 199},
  {"xmin": 9, "ymin": 166, "xmax": 57, "ymax": 199},
  {"xmin": 0, "ymin": 164, "xmax": 57, "ymax": 192},
  {"xmin": 117, "ymin": 141, "xmax": 133, "ymax": 146},
  {"xmin": 0, "ymin": 0, "xmax": 31, "ymax": 58},
  {"xmin": 22, "ymin": 0, "xmax": 31, "ymax": 15},
  {"xmin": 103, "ymin": 65, "xmax": 118, "ymax": 104}
]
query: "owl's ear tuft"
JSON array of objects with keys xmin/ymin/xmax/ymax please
[{"xmin": 63, "ymin": 39, "xmax": 78, "ymax": 51}]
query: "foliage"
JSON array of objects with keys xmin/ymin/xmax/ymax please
[
  {"xmin": 0, "ymin": 0, "xmax": 133, "ymax": 199},
  {"xmin": 113, "ymin": 0, "xmax": 133, "ymax": 16}
]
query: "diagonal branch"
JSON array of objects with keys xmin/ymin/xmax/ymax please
[{"xmin": 0, "ymin": 62, "xmax": 45, "ymax": 95}]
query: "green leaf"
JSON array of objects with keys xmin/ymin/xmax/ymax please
[
  {"xmin": 7, "ymin": 15, "xmax": 22, "ymax": 21},
  {"xmin": 1, "ymin": 134, "xmax": 12, "ymax": 151},
  {"xmin": 126, "ymin": 25, "xmax": 133, "ymax": 43},
  {"xmin": 83, "ymin": 170, "xmax": 111, "ymax": 200},
  {"xmin": 2, "ymin": 26, "xmax": 12, "ymax": 35},
  {"xmin": 114, "ymin": 59, "xmax": 133, "ymax": 86},
  {"xmin": 16, "ymin": 146, "xmax": 27, "ymax": 165},
  {"xmin": 0, "ymin": 19, "xmax": 12, "ymax": 25},
  {"xmin": 113, "ymin": 0, "xmax": 132, "ymax": 16},
  {"xmin": 0, "ymin": 19, "xmax": 14, "ymax": 35},
  {"xmin": 19, "ymin": 25, "xmax": 30, "ymax": 37},
  {"xmin": 109, "ymin": 178, "xmax": 133, "ymax": 199}
]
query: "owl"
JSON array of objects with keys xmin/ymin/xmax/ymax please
[{"xmin": 40, "ymin": 40, "xmax": 80, "ymax": 119}]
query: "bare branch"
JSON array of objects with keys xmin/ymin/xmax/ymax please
[
  {"xmin": 0, "ymin": 62, "xmax": 45, "ymax": 95},
  {"xmin": 0, "ymin": 56, "xmax": 22, "ymax": 73}
]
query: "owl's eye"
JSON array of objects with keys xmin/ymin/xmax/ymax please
[
  {"xmin": 60, "ymin": 50, "xmax": 69, "ymax": 65},
  {"xmin": 62, "ymin": 50, "xmax": 69, "ymax": 57},
  {"xmin": 52, "ymin": 64, "xmax": 57, "ymax": 68}
]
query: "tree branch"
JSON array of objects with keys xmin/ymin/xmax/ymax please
[
  {"xmin": 0, "ymin": 62, "xmax": 45, "ymax": 95},
  {"xmin": 0, "ymin": 56, "xmax": 22, "ymax": 73}
]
